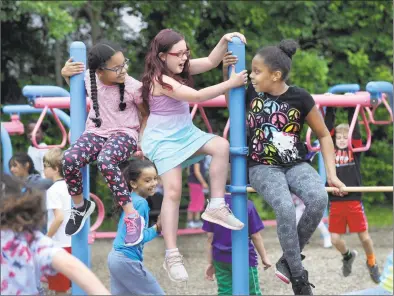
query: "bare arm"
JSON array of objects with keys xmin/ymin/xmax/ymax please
[
  {"xmin": 306, "ymin": 107, "xmax": 346, "ymax": 195},
  {"xmin": 222, "ymin": 52, "xmax": 238, "ymax": 108},
  {"xmin": 190, "ymin": 32, "xmax": 246, "ymax": 75},
  {"xmin": 193, "ymin": 163, "xmax": 208, "ymax": 187},
  {"xmin": 205, "ymin": 232, "xmax": 215, "ymax": 281},
  {"xmin": 157, "ymin": 70, "xmax": 247, "ymax": 103},
  {"xmin": 46, "ymin": 209, "xmax": 64, "ymax": 238},
  {"xmin": 137, "ymin": 103, "xmax": 149, "ymax": 142},
  {"xmin": 251, "ymin": 232, "xmax": 271, "ymax": 269},
  {"xmin": 52, "ymin": 249, "xmax": 111, "ymax": 295}
]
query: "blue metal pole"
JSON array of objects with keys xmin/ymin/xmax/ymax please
[
  {"xmin": 1, "ymin": 124, "xmax": 13, "ymax": 175},
  {"xmin": 228, "ymin": 37, "xmax": 249, "ymax": 295},
  {"xmin": 69, "ymin": 41, "xmax": 90, "ymax": 296}
]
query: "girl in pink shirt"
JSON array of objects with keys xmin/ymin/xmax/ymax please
[{"xmin": 60, "ymin": 41, "xmax": 147, "ymax": 246}]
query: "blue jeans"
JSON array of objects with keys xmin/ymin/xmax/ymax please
[
  {"xmin": 108, "ymin": 249, "xmax": 165, "ymax": 295},
  {"xmin": 344, "ymin": 286, "xmax": 391, "ymax": 295}
]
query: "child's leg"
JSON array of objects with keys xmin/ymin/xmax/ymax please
[
  {"xmin": 196, "ymin": 136, "xmax": 243, "ymax": 230},
  {"xmin": 286, "ymin": 162, "xmax": 328, "ymax": 252},
  {"xmin": 97, "ymin": 133, "xmax": 141, "ymax": 245},
  {"xmin": 213, "ymin": 261, "xmax": 233, "ymax": 295},
  {"xmin": 160, "ymin": 166, "xmax": 188, "ymax": 282},
  {"xmin": 97, "ymin": 133, "xmax": 137, "ymax": 213},
  {"xmin": 249, "ymin": 165, "xmax": 303, "ymax": 277},
  {"xmin": 63, "ymin": 132, "xmax": 106, "ymax": 204},
  {"xmin": 358, "ymin": 231, "xmax": 376, "ymax": 265},
  {"xmin": 331, "ymin": 233, "xmax": 348, "ymax": 254}
]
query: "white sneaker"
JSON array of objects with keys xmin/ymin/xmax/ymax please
[
  {"xmin": 163, "ymin": 252, "xmax": 188, "ymax": 282},
  {"xmin": 201, "ymin": 201, "xmax": 244, "ymax": 230},
  {"xmin": 186, "ymin": 221, "xmax": 196, "ymax": 229},
  {"xmin": 323, "ymin": 235, "xmax": 332, "ymax": 248}
]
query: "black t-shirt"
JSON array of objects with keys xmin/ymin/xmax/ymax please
[
  {"xmin": 245, "ymin": 84, "xmax": 315, "ymax": 167},
  {"xmin": 324, "ymin": 107, "xmax": 363, "ymax": 202}
]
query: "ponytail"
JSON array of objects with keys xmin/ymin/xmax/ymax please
[{"xmin": 89, "ymin": 69, "xmax": 102, "ymax": 128}]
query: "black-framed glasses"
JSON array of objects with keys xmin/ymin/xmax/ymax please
[{"xmin": 103, "ymin": 58, "xmax": 129, "ymax": 75}]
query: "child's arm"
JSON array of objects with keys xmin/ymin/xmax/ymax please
[
  {"xmin": 205, "ymin": 232, "xmax": 215, "ymax": 281},
  {"xmin": 193, "ymin": 163, "xmax": 208, "ymax": 189},
  {"xmin": 51, "ymin": 249, "xmax": 110, "ymax": 295},
  {"xmin": 61, "ymin": 58, "xmax": 85, "ymax": 86},
  {"xmin": 306, "ymin": 107, "xmax": 346, "ymax": 195},
  {"xmin": 222, "ymin": 52, "xmax": 238, "ymax": 108},
  {"xmin": 189, "ymin": 32, "xmax": 246, "ymax": 75},
  {"xmin": 251, "ymin": 232, "xmax": 272, "ymax": 270},
  {"xmin": 136, "ymin": 103, "xmax": 149, "ymax": 158},
  {"xmin": 46, "ymin": 209, "xmax": 64, "ymax": 238},
  {"xmin": 347, "ymin": 108, "xmax": 362, "ymax": 148},
  {"xmin": 157, "ymin": 67, "xmax": 247, "ymax": 103}
]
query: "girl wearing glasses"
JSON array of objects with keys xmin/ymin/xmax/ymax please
[
  {"xmin": 60, "ymin": 41, "xmax": 147, "ymax": 247},
  {"xmin": 140, "ymin": 28, "xmax": 248, "ymax": 282}
]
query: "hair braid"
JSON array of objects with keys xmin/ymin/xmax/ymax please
[
  {"xmin": 89, "ymin": 69, "xmax": 102, "ymax": 128},
  {"xmin": 118, "ymin": 83, "xmax": 126, "ymax": 111}
]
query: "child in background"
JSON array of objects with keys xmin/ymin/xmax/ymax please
[
  {"xmin": 324, "ymin": 107, "xmax": 381, "ymax": 283},
  {"xmin": 108, "ymin": 158, "xmax": 164, "ymax": 295},
  {"xmin": 0, "ymin": 173, "xmax": 110, "ymax": 295},
  {"xmin": 292, "ymin": 194, "xmax": 332, "ymax": 248},
  {"xmin": 27, "ymin": 120, "xmax": 49, "ymax": 178},
  {"xmin": 187, "ymin": 158, "xmax": 208, "ymax": 228},
  {"xmin": 9, "ymin": 152, "xmax": 53, "ymax": 191},
  {"xmin": 43, "ymin": 148, "xmax": 72, "ymax": 294},
  {"xmin": 223, "ymin": 41, "xmax": 345, "ymax": 295},
  {"xmin": 203, "ymin": 193, "xmax": 271, "ymax": 295},
  {"xmin": 140, "ymin": 29, "xmax": 247, "ymax": 282},
  {"xmin": 61, "ymin": 40, "xmax": 148, "ymax": 245}
]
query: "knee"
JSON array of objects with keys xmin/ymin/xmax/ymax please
[
  {"xmin": 330, "ymin": 233, "xmax": 342, "ymax": 245},
  {"xmin": 212, "ymin": 137, "xmax": 229, "ymax": 157},
  {"xmin": 97, "ymin": 153, "xmax": 111, "ymax": 171},
  {"xmin": 62, "ymin": 150, "xmax": 75, "ymax": 168},
  {"xmin": 164, "ymin": 182, "xmax": 182, "ymax": 202}
]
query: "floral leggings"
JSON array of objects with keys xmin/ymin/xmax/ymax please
[{"xmin": 62, "ymin": 132, "xmax": 137, "ymax": 206}]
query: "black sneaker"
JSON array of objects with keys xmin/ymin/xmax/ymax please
[
  {"xmin": 276, "ymin": 254, "xmax": 306, "ymax": 284},
  {"xmin": 366, "ymin": 262, "xmax": 381, "ymax": 283},
  {"xmin": 342, "ymin": 250, "xmax": 358, "ymax": 277},
  {"xmin": 65, "ymin": 199, "xmax": 96, "ymax": 236},
  {"xmin": 291, "ymin": 270, "xmax": 315, "ymax": 295}
]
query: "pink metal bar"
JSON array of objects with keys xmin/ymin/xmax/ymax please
[
  {"xmin": 89, "ymin": 193, "xmax": 105, "ymax": 232},
  {"xmin": 198, "ymin": 106, "xmax": 213, "ymax": 133},
  {"xmin": 2, "ymin": 115, "xmax": 24, "ymax": 135},
  {"xmin": 190, "ymin": 104, "xmax": 198, "ymax": 118},
  {"xmin": 31, "ymin": 106, "xmax": 68, "ymax": 149},
  {"xmin": 367, "ymin": 94, "xmax": 393, "ymax": 125},
  {"xmin": 34, "ymin": 97, "xmax": 90, "ymax": 110},
  {"xmin": 348, "ymin": 105, "xmax": 371, "ymax": 152},
  {"xmin": 223, "ymin": 119, "xmax": 230, "ymax": 139}
]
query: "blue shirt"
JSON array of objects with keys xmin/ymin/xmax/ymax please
[{"xmin": 113, "ymin": 192, "xmax": 158, "ymax": 262}]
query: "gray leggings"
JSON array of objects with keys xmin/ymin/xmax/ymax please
[{"xmin": 249, "ymin": 162, "xmax": 328, "ymax": 277}]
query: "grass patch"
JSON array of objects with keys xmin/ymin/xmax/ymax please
[{"xmin": 364, "ymin": 205, "xmax": 393, "ymax": 228}]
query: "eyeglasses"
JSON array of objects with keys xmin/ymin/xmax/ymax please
[
  {"xmin": 103, "ymin": 58, "xmax": 129, "ymax": 75},
  {"xmin": 167, "ymin": 50, "xmax": 191, "ymax": 59}
]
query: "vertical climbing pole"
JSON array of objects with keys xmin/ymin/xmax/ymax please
[
  {"xmin": 69, "ymin": 41, "xmax": 90, "ymax": 296},
  {"xmin": 228, "ymin": 36, "xmax": 249, "ymax": 295}
]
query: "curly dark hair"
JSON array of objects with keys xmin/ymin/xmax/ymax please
[{"xmin": 0, "ymin": 174, "xmax": 46, "ymax": 238}]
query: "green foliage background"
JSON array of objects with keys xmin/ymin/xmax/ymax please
[{"xmin": 1, "ymin": 0, "xmax": 392, "ymax": 225}]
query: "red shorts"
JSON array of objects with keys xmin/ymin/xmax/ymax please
[
  {"xmin": 329, "ymin": 201, "xmax": 368, "ymax": 234},
  {"xmin": 47, "ymin": 247, "xmax": 72, "ymax": 292}
]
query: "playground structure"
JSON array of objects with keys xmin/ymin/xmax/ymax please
[{"xmin": 1, "ymin": 39, "xmax": 393, "ymax": 295}]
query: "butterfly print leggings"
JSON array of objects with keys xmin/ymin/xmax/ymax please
[
  {"xmin": 62, "ymin": 132, "xmax": 137, "ymax": 206},
  {"xmin": 249, "ymin": 162, "xmax": 328, "ymax": 278}
]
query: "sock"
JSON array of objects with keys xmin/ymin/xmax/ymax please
[
  {"xmin": 342, "ymin": 249, "xmax": 352, "ymax": 261},
  {"xmin": 367, "ymin": 253, "xmax": 376, "ymax": 267},
  {"xmin": 74, "ymin": 200, "xmax": 84, "ymax": 209},
  {"xmin": 165, "ymin": 248, "xmax": 179, "ymax": 257},
  {"xmin": 209, "ymin": 197, "xmax": 225, "ymax": 208}
]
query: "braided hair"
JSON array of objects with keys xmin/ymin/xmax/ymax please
[{"xmin": 88, "ymin": 41, "xmax": 127, "ymax": 128}]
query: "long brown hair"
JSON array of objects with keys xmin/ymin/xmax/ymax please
[
  {"xmin": 0, "ymin": 174, "xmax": 46, "ymax": 237},
  {"xmin": 140, "ymin": 29, "xmax": 193, "ymax": 111}
]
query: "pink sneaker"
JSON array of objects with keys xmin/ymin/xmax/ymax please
[
  {"xmin": 201, "ymin": 202, "xmax": 244, "ymax": 230},
  {"xmin": 163, "ymin": 251, "xmax": 188, "ymax": 282}
]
